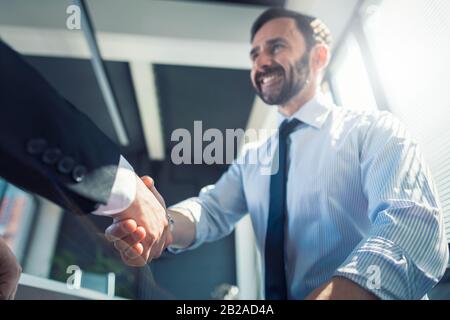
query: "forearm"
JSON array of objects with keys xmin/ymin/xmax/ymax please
[
  {"xmin": 306, "ymin": 276, "xmax": 379, "ymax": 300},
  {"xmin": 1, "ymin": 41, "xmax": 121, "ymax": 213},
  {"xmin": 333, "ymin": 205, "xmax": 448, "ymax": 300},
  {"xmin": 168, "ymin": 208, "xmax": 196, "ymax": 249}
]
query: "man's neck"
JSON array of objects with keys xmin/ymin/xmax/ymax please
[{"xmin": 278, "ymin": 85, "xmax": 317, "ymax": 117}]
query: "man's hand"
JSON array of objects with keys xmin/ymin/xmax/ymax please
[
  {"xmin": 105, "ymin": 176, "xmax": 172, "ymax": 266},
  {"xmin": 305, "ymin": 276, "xmax": 379, "ymax": 300},
  {"xmin": 0, "ymin": 238, "xmax": 21, "ymax": 300}
]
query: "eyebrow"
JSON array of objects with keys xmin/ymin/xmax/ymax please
[{"xmin": 250, "ymin": 37, "xmax": 288, "ymax": 57}]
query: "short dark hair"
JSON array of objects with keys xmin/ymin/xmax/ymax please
[{"xmin": 250, "ymin": 8, "xmax": 332, "ymax": 49}]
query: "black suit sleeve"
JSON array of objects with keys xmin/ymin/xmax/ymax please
[{"xmin": 0, "ymin": 40, "xmax": 122, "ymax": 214}]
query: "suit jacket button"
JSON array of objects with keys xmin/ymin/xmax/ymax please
[
  {"xmin": 58, "ymin": 157, "xmax": 76, "ymax": 174},
  {"xmin": 72, "ymin": 165, "xmax": 87, "ymax": 183},
  {"xmin": 26, "ymin": 138, "xmax": 47, "ymax": 155},
  {"xmin": 42, "ymin": 148, "xmax": 62, "ymax": 165}
]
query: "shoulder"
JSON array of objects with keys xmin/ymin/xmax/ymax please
[{"xmin": 330, "ymin": 105, "xmax": 409, "ymax": 139}]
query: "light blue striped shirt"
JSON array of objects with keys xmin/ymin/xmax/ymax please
[{"xmin": 170, "ymin": 94, "xmax": 448, "ymax": 300}]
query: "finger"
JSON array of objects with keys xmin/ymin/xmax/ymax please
[
  {"xmin": 105, "ymin": 219, "xmax": 137, "ymax": 241},
  {"xmin": 141, "ymin": 175, "xmax": 154, "ymax": 188},
  {"xmin": 138, "ymin": 228, "xmax": 158, "ymax": 261},
  {"xmin": 114, "ymin": 239, "xmax": 128, "ymax": 252},
  {"xmin": 123, "ymin": 242, "xmax": 144, "ymax": 259},
  {"xmin": 113, "ymin": 227, "xmax": 146, "ymax": 252},
  {"xmin": 115, "ymin": 240, "xmax": 143, "ymax": 256},
  {"xmin": 113, "ymin": 238, "xmax": 141, "ymax": 254},
  {"xmin": 149, "ymin": 231, "xmax": 168, "ymax": 260},
  {"xmin": 121, "ymin": 226, "xmax": 146, "ymax": 249}
]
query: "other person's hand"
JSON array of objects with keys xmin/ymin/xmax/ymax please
[{"xmin": 0, "ymin": 238, "xmax": 22, "ymax": 300}]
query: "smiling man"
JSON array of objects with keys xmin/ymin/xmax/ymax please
[
  {"xmin": 250, "ymin": 13, "xmax": 315, "ymax": 108},
  {"xmin": 106, "ymin": 8, "xmax": 448, "ymax": 300}
]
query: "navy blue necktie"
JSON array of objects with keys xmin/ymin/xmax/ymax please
[{"xmin": 265, "ymin": 118, "xmax": 300, "ymax": 300}]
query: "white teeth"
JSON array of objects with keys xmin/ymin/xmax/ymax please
[
  {"xmin": 261, "ymin": 75, "xmax": 276, "ymax": 84},
  {"xmin": 260, "ymin": 74, "xmax": 281, "ymax": 84}
]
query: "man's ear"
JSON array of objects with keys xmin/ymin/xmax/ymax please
[{"xmin": 311, "ymin": 44, "xmax": 330, "ymax": 72}]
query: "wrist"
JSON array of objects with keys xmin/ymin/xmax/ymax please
[
  {"xmin": 165, "ymin": 208, "xmax": 196, "ymax": 249},
  {"xmin": 166, "ymin": 209, "xmax": 175, "ymax": 232}
]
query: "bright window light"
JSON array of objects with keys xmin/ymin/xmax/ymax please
[
  {"xmin": 362, "ymin": 0, "xmax": 450, "ymax": 240},
  {"xmin": 330, "ymin": 34, "xmax": 378, "ymax": 111}
]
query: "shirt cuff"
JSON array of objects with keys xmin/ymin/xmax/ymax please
[
  {"xmin": 333, "ymin": 236, "xmax": 433, "ymax": 300},
  {"xmin": 92, "ymin": 155, "xmax": 136, "ymax": 216},
  {"xmin": 166, "ymin": 198, "xmax": 207, "ymax": 254}
]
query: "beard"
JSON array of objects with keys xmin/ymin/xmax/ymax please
[{"xmin": 254, "ymin": 52, "xmax": 311, "ymax": 106}]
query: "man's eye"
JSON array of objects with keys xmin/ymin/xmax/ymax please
[{"xmin": 272, "ymin": 44, "xmax": 284, "ymax": 53}]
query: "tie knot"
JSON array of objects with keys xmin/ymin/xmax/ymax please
[{"xmin": 279, "ymin": 119, "xmax": 300, "ymax": 137}]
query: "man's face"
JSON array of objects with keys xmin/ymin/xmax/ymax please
[{"xmin": 250, "ymin": 18, "xmax": 311, "ymax": 106}]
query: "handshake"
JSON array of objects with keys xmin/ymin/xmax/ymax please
[{"xmin": 104, "ymin": 176, "xmax": 175, "ymax": 267}]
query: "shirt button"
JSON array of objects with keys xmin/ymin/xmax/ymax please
[
  {"xmin": 26, "ymin": 138, "xmax": 47, "ymax": 155},
  {"xmin": 57, "ymin": 157, "xmax": 76, "ymax": 174},
  {"xmin": 72, "ymin": 165, "xmax": 87, "ymax": 183},
  {"xmin": 42, "ymin": 148, "xmax": 62, "ymax": 165}
]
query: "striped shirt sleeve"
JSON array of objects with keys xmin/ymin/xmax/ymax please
[{"xmin": 334, "ymin": 112, "xmax": 448, "ymax": 299}]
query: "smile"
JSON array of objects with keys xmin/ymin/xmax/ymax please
[{"xmin": 257, "ymin": 70, "xmax": 284, "ymax": 88}]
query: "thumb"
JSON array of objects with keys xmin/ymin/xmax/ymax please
[{"xmin": 141, "ymin": 176, "xmax": 166, "ymax": 208}]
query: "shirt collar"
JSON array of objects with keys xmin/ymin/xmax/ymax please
[{"xmin": 277, "ymin": 93, "xmax": 332, "ymax": 130}]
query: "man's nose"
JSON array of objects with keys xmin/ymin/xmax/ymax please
[{"xmin": 254, "ymin": 52, "xmax": 273, "ymax": 70}]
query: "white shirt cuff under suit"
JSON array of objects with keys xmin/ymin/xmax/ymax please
[{"xmin": 91, "ymin": 155, "xmax": 136, "ymax": 216}]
